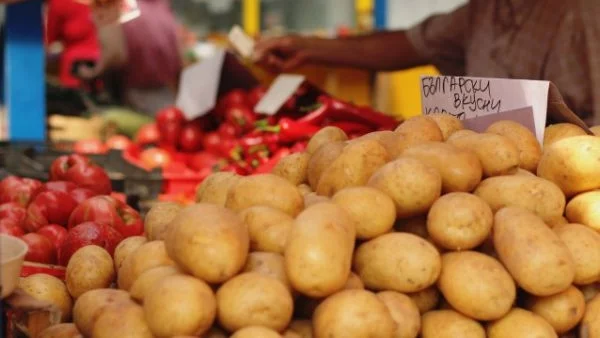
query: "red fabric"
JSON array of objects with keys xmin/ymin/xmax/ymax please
[{"xmin": 46, "ymin": 0, "xmax": 100, "ymax": 88}]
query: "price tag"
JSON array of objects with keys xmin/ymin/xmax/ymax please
[
  {"xmin": 420, "ymin": 76, "xmax": 549, "ymax": 142},
  {"xmin": 255, "ymin": 75, "xmax": 306, "ymax": 115},
  {"xmin": 228, "ymin": 25, "xmax": 255, "ymax": 59}
]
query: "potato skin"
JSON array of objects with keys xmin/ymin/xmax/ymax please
[
  {"xmin": 526, "ymin": 286, "xmax": 586, "ymax": 334},
  {"xmin": 285, "ymin": 203, "xmax": 355, "ymax": 298},
  {"xmin": 243, "ymin": 251, "xmax": 292, "ymax": 292},
  {"xmin": 129, "ymin": 265, "xmax": 182, "ymax": 302},
  {"xmin": 272, "ymin": 152, "xmax": 310, "ymax": 186},
  {"xmin": 428, "ymin": 113, "xmax": 464, "ymax": 140},
  {"xmin": 72, "ymin": 289, "xmax": 131, "ymax": 336},
  {"xmin": 117, "ymin": 240, "xmax": 175, "ymax": 291},
  {"xmin": 376, "ymin": 291, "xmax": 421, "ymax": 338},
  {"xmin": 407, "ymin": 287, "xmax": 440, "ymax": 314},
  {"xmin": 307, "ymin": 141, "xmax": 345, "ymax": 189},
  {"xmin": 438, "ymin": 251, "xmax": 516, "ymax": 321},
  {"xmin": 20, "ymin": 274, "xmax": 73, "ymax": 322},
  {"xmin": 113, "ymin": 236, "xmax": 147, "ymax": 271},
  {"xmin": 231, "ymin": 326, "xmax": 282, "ymax": 338},
  {"xmin": 581, "ymin": 294, "xmax": 600, "ymax": 338},
  {"xmin": 447, "ymin": 132, "xmax": 520, "ymax": 177},
  {"xmin": 494, "ymin": 207, "xmax": 575, "ymax": 296},
  {"xmin": 395, "ymin": 116, "xmax": 444, "ymax": 143},
  {"xmin": 306, "ymin": 126, "xmax": 348, "ymax": 154},
  {"xmin": 354, "ymin": 233, "xmax": 441, "ymax": 293},
  {"xmin": 554, "ymin": 223, "xmax": 600, "ymax": 285},
  {"xmin": 537, "ymin": 135, "xmax": 600, "ymax": 197},
  {"xmin": 144, "ymin": 202, "xmax": 182, "ymax": 241},
  {"xmin": 226, "ymin": 174, "xmax": 304, "ymax": 216},
  {"xmin": 403, "ymin": 142, "xmax": 482, "ymax": 193},
  {"xmin": 66, "ymin": 245, "xmax": 114, "ymax": 298},
  {"xmin": 421, "ymin": 310, "xmax": 486, "ymax": 338},
  {"xmin": 486, "ymin": 120, "xmax": 542, "ymax": 172},
  {"xmin": 566, "ymin": 191, "xmax": 600, "ymax": 232},
  {"xmin": 92, "ymin": 302, "xmax": 153, "ymax": 338},
  {"xmin": 474, "ymin": 175, "xmax": 566, "ymax": 223},
  {"xmin": 487, "ymin": 308, "xmax": 557, "ymax": 338},
  {"xmin": 37, "ymin": 323, "xmax": 82, "ymax": 338},
  {"xmin": 196, "ymin": 172, "xmax": 240, "ymax": 206},
  {"xmin": 544, "ymin": 123, "xmax": 587, "ymax": 147},
  {"xmin": 239, "ymin": 206, "xmax": 294, "ymax": 254}
]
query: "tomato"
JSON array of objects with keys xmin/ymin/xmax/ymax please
[
  {"xmin": 218, "ymin": 123, "xmax": 238, "ymax": 138},
  {"xmin": 140, "ymin": 147, "xmax": 172, "ymax": 169},
  {"xmin": 73, "ymin": 139, "xmax": 108, "ymax": 155},
  {"xmin": 247, "ymin": 86, "xmax": 267, "ymax": 109},
  {"xmin": 22, "ymin": 233, "xmax": 56, "ymax": 264},
  {"xmin": 202, "ymin": 132, "xmax": 222, "ymax": 154},
  {"xmin": 135, "ymin": 123, "xmax": 160, "ymax": 145},
  {"xmin": 178, "ymin": 122, "xmax": 204, "ymax": 152},
  {"xmin": 0, "ymin": 218, "xmax": 25, "ymax": 237},
  {"xmin": 0, "ymin": 202, "xmax": 27, "ymax": 223},
  {"xmin": 187, "ymin": 152, "xmax": 221, "ymax": 172},
  {"xmin": 156, "ymin": 107, "xmax": 186, "ymax": 147},
  {"xmin": 106, "ymin": 135, "xmax": 133, "ymax": 150},
  {"xmin": 59, "ymin": 221, "xmax": 123, "ymax": 265},
  {"xmin": 37, "ymin": 225, "xmax": 68, "ymax": 250}
]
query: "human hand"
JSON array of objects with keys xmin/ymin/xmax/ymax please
[{"xmin": 253, "ymin": 35, "xmax": 313, "ymax": 72}]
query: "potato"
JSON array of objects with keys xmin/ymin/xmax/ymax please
[
  {"xmin": 196, "ymin": 172, "xmax": 240, "ymax": 206},
  {"xmin": 243, "ymin": 252, "xmax": 292, "ymax": 292},
  {"xmin": 354, "ymin": 233, "xmax": 441, "ymax": 293},
  {"xmin": 395, "ymin": 115, "xmax": 444, "ymax": 143},
  {"xmin": 307, "ymin": 141, "xmax": 345, "ymax": 189},
  {"xmin": 438, "ymin": 251, "xmax": 516, "ymax": 320},
  {"xmin": 407, "ymin": 286, "xmax": 440, "ymax": 314},
  {"xmin": 487, "ymin": 308, "xmax": 557, "ymax": 338},
  {"xmin": 129, "ymin": 265, "xmax": 182, "ymax": 302},
  {"xmin": 273, "ymin": 152, "xmax": 310, "ymax": 185},
  {"xmin": 72, "ymin": 289, "xmax": 131, "ymax": 336},
  {"xmin": 591, "ymin": 125, "xmax": 600, "ymax": 136},
  {"xmin": 20, "ymin": 274, "xmax": 72, "ymax": 322},
  {"xmin": 226, "ymin": 174, "xmax": 304, "ymax": 216},
  {"xmin": 166, "ymin": 204, "xmax": 249, "ymax": 284},
  {"xmin": 359, "ymin": 130, "xmax": 406, "ymax": 158},
  {"xmin": 92, "ymin": 302, "xmax": 153, "ymax": 338},
  {"xmin": 447, "ymin": 132, "xmax": 519, "ymax": 177},
  {"xmin": 566, "ymin": 191, "xmax": 600, "ymax": 231},
  {"xmin": 474, "ymin": 175, "xmax": 566, "ymax": 223},
  {"xmin": 144, "ymin": 274, "xmax": 216, "ymax": 337},
  {"xmin": 526, "ymin": 286, "xmax": 585, "ymax": 334},
  {"xmin": 581, "ymin": 294, "xmax": 600, "ymax": 337},
  {"xmin": 217, "ymin": 272, "xmax": 293, "ymax": 332},
  {"xmin": 284, "ymin": 320, "xmax": 312, "ymax": 338},
  {"xmin": 537, "ymin": 136, "xmax": 600, "ymax": 197},
  {"xmin": 515, "ymin": 168, "xmax": 536, "ymax": 177},
  {"xmin": 37, "ymin": 323, "xmax": 82, "ymax": 338},
  {"xmin": 303, "ymin": 192, "xmax": 329, "ymax": 207},
  {"xmin": 548, "ymin": 216, "xmax": 569, "ymax": 228},
  {"xmin": 239, "ymin": 206, "xmax": 293, "ymax": 254},
  {"xmin": 144, "ymin": 202, "xmax": 182, "ymax": 241},
  {"xmin": 316, "ymin": 139, "xmax": 388, "ymax": 196},
  {"xmin": 428, "ymin": 113, "xmax": 464, "ymax": 140},
  {"xmin": 285, "ymin": 203, "xmax": 355, "ymax": 298},
  {"xmin": 313, "ymin": 289, "xmax": 396, "ymax": 338},
  {"xmin": 494, "ymin": 207, "xmax": 575, "ymax": 296},
  {"xmin": 403, "ymin": 142, "xmax": 482, "ymax": 193},
  {"xmin": 446, "ymin": 129, "xmax": 477, "ymax": 141},
  {"xmin": 298, "ymin": 184, "xmax": 312, "ymax": 195},
  {"xmin": 368, "ymin": 157, "xmax": 442, "ymax": 218},
  {"xmin": 427, "ymin": 192, "xmax": 493, "ymax": 250},
  {"xmin": 113, "ymin": 236, "xmax": 147, "ymax": 271},
  {"xmin": 486, "ymin": 120, "xmax": 542, "ymax": 172},
  {"xmin": 332, "ymin": 187, "xmax": 395, "ymax": 239},
  {"xmin": 421, "ymin": 310, "xmax": 485, "ymax": 338},
  {"xmin": 231, "ymin": 326, "xmax": 282, "ymax": 338},
  {"xmin": 66, "ymin": 245, "xmax": 114, "ymax": 298},
  {"xmin": 377, "ymin": 291, "xmax": 421, "ymax": 338},
  {"xmin": 117, "ymin": 240, "xmax": 174, "ymax": 291},
  {"xmin": 544, "ymin": 123, "xmax": 587, "ymax": 147},
  {"xmin": 306, "ymin": 126, "xmax": 348, "ymax": 154},
  {"xmin": 554, "ymin": 223, "xmax": 600, "ymax": 285},
  {"xmin": 344, "ymin": 272, "xmax": 365, "ymax": 290},
  {"xmin": 394, "ymin": 216, "xmax": 428, "ymax": 238}
]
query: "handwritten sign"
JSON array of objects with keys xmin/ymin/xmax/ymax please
[
  {"xmin": 255, "ymin": 75, "xmax": 306, "ymax": 115},
  {"xmin": 420, "ymin": 76, "xmax": 549, "ymax": 142}
]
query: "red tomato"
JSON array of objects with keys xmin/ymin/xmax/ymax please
[
  {"xmin": 22, "ymin": 233, "xmax": 56, "ymax": 264},
  {"xmin": 140, "ymin": 148, "xmax": 172, "ymax": 169},
  {"xmin": 187, "ymin": 152, "xmax": 220, "ymax": 172},
  {"xmin": 156, "ymin": 106, "xmax": 185, "ymax": 126},
  {"xmin": 73, "ymin": 139, "xmax": 108, "ymax": 155},
  {"xmin": 0, "ymin": 218, "xmax": 25, "ymax": 237},
  {"xmin": 247, "ymin": 86, "xmax": 267, "ymax": 109},
  {"xmin": 202, "ymin": 132, "xmax": 222, "ymax": 154},
  {"xmin": 37, "ymin": 224, "xmax": 68, "ymax": 250},
  {"xmin": 156, "ymin": 107, "xmax": 186, "ymax": 147},
  {"xmin": 106, "ymin": 135, "xmax": 133, "ymax": 150},
  {"xmin": 59, "ymin": 221, "xmax": 123, "ymax": 265},
  {"xmin": 0, "ymin": 202, "xmax": 27, "ymax": 223},
  {"xmin": 178, "ymin": 123, "xmax": 204, "ymax": 152},
  {"xmin": 135, "ymin": 123, "xmax": 160, "ymax": 145}
]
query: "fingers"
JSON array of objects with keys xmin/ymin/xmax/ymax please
[{"xmin": 253, "ymin": 36, "xmax": 307, "ymax": 72}]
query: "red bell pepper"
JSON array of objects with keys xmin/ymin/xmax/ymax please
[
  {"xmin": 23, "ymin": 191, "xmax": 78, "ymax": 232},
  {"xmin": 254, "ymin": 148, "xmax": 292, "ymax": 174},
  {"xmin": 257, "ymin": 118, "xmax": 320, "ymax": 143}
]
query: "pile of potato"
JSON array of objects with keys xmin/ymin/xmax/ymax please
[{"xmin": 29, "ymin": 115, "xmax": 600, "ymax": 338}]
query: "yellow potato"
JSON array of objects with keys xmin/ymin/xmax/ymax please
[
  {"xmin": 494, "ymin": 207, "xmax": 575, "ymax": 296},
  {"xmin": 113, "ymin": 236, "xmax": 147, "ymax": 271},
  {"xmin": 486, "ymin": 120, "xmax": 542, "ymax": 172},
  {"xmin": 239, "ymin": 206, "xmax": 294, "ymax": 254},
  {"xmin": 196, "ymin": 172, "xmax": 240, "ymax": 206},
  {"xmin": 303, "ymin": 192, "xmax": 329, "ymax": 207},
  {"xmin": 421, "ymin": 310, "xmax": 486, "ymax": 338},
  {"xmin": 407, "ymin": 286, "xmax": 440, "ymax": 314},
  {"xmin": 447, "ymin": 132, "xmax": 520, "ymax": 177},
  {"xmin": 285, "ymin": 203, "xmax": 355, "ymax": 298},
  {"xmin": 474, "ymin": 175, "xmax": 566, "ymax": 223},
  {"xmin": 487, "ymin": 308, "xmax": 557, "ymax": 338},
  {"xmin": 358, "ymin": 130, "xmax": 405, "ymax": 158},
  {"xmin": 514, "ymin": 168, "xmax": 536, "ymax": 177},
  {"xmin": 144, "ymin": 202, "xmax": 182, "ymax": 241},
  {"xmin": 243, "ymin": 251, "xmax": 292, "ymax": 292},
  {"xmin": 313, "ymin": 289, "xmax": 396, "ymax": 338},
  {"xmin": 165, "ymin": 204, "xmax": 249, "ymax": 284},
  {"xmin": 394, "ymin": 216, "xmax": 428, "ymax": 238},
  {"xmin": 428, "ymin": 113, "xmax": 464, "ymax": 140},
  {"xmin": 332, "ymin": 186, "xmax": 395, "ymax": 240},
  {"xmin": 368, "ymin": 157, "xmax": 442, "ymax": 218},
  {"xmin": 231, "ymin": 326, "xmax": 282, "ymax": 338},
  {"xmin": 343, "ymin": 272, "xmax": 365, "ymax": 290},
  {"xmin": 72, "ymin": 289, "xmax": 131, "ymax": 336},
  {"xmin": 395, "ymin": 115, "xmax": 444, "ymax": 143},
  {"xmin": 129, "ymin": 265, "xmax": 182, "ymax": 302},
  {"xmin": 377, "ymin": 291, "xmax": 421, "ymax": 338},
  {"xmin": 144, "ymin": 275, "xmax": 216, "ymax": 337},
  {"xmin": 297, "ymin": 184, "xmax": 312, "ymax": 195},
  {"xmin": 537, "ymin": 135, "xmax": 600, "ymax": 197},
  {"xmin": 92, "ymin": 302, "xmax": 153, "ymax": 338},
  {"xmin": 580, "ymin": 283, "xmax": 600, "ymax": 302},
  {"xmin": 316, "ymin": 138, "xmax": 389, "ymax": 197},
  {"xmin": 117, "ymin": 240, "xmax": 174, "ymax": 291},
  {"xmin": 581, "ymin": 294, "xmax": 600, "ymax": 337},
  {"xmin": 354, "ymin": 233, "xmax": 441, "ymax": 293},
  {"xmin": 526, "ymin": 286, "xmax": 586, "ymax": 334},
  {"xmin": 272, "ymin": 152, "xmax": 310, "ymax": 185},
  {"xmin": 403, "ymin": 142, "xmax": 482, "ymax": 193},
  {"xmin": 427, "ymin": 192, "xmax": 493, "ymax": 250},
  {"xmin": 591, "ymin": 125, "xmax": 600, "ymax": 136},
  {"xmin": 284, "ymin": 320, "xmax": 313, "ymax": 338},
  {"xmin": 226, "ymin": 174, "xmax": 304, "ymax": 216},
  {"xmin": 548, "ymin": 216, "xmax": 569, "ymax": 228},
  {"xmin": 19, "ymin": 274, "xmax": 72, "ymax": 322},
  {"xmin": 566, "ymin": 191, "xmax": 600, "ymax": 231},
  {"xmin": 544, "ymin": 123, "xmax": 587, "ymax": 147},
  {"xmin": 37, "ymin": 323, "xmax": 82, "ymax": 338},
  {"xmin": 307, "ymin": 141, "xmax": 345, "ymax": 189},
  {"xmin": 217, "ymin": 272, "xmax": 293, "ymax": 332},
  {"xmin": 554, "ymin": 223, "xmax": 600, "ymax": 285},
  {"xmin": 306, "ymin": 126, "xmax": 348, "ymax": 154},
  {"xmin": 438, "ymin": 251, "xmax": 515, "ymax": 320},
  {"xmin": 446, "ymin": 129, "xmax": 477, "ymax": 141},
  {"xmin": 66, "ymin": 245, "xmax": 114, "ymax": 298}
]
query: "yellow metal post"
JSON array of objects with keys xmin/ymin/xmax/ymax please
[{"xmin": 242, "ymin": 0, "xmax": 260, "ymax": 37}]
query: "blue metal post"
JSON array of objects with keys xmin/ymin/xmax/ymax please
[
  {"xmin": 5, "ymin": 0, "xmax": 46, "ymax": 142},
  {"xmin": 374, "ymin": 0, "xmax": 387, "ymax": 30}
]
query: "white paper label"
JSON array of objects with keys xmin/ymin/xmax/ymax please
[
  {"xmin": 228, "ymin": 25, "xmax": 255, "ymax": 59},
  {"xmin": 255, "ymin": 74, "xmax": 306, "ymax": 115},
  {"xmin": 420, "ymin": 75, "xmax": 549, "ymax": 142}
]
